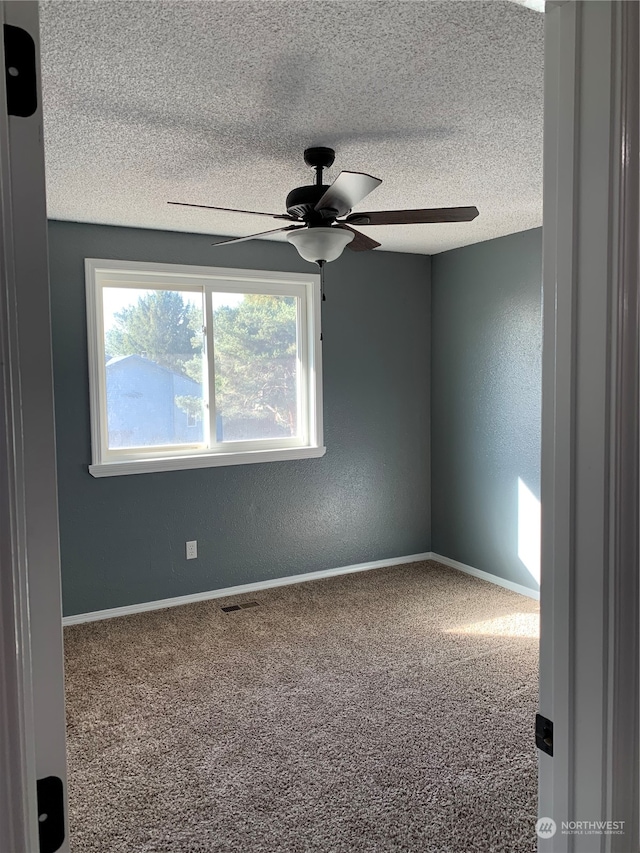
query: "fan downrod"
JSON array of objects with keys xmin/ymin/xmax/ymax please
[{"xmin": 304, "ymin": 147, "xmax": 335, "ymax": 187}]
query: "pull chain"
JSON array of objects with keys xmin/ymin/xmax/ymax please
[{"xmin": 317, "ymin": 259, "xmax": 326, "ymax": 301}]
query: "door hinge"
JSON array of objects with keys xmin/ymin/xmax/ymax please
[
  {"xmin": 37, "ymin": 776, "xmax": 65, "ymax": 853},
  {"xmin": 3, "ymin": 24, "xmax": 37, "ymax": 118},
  {"xmin": 536, "ymin": 713, "xmax": 553, "ymax": 756}
]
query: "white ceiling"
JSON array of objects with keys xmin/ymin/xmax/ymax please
[{"xmin": 39, "ymin": 0, "xmax": 544, "ymax": 256}]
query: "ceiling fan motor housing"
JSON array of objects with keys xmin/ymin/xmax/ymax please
[{"xmin": 285, "ymin": 184, "xmax": 338, "ymax": 224}]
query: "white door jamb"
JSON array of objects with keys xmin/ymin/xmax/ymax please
[{"xmin": 540, "ymin": 2, "xmax": 639, "ymax": 851}]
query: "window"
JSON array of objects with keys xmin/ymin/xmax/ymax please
[{"xmin": 85, "ymin": 259, "xmax": 324, "ymax": 476}]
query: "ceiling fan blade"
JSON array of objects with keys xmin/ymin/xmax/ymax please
[
  {"xmin": 211, "ymin": 225, "xmax": 304, "ymax": 247},
  {"xmin": 336, "ymin": 224, "xmax": 381, "ymax": 252},
  {"xmin": 169, "ymin": 201, "xmax": 295, "ymax": 221},
  {"xmin": 345, "ymin": 206, "xmax": 480, "ymax": 226},
  {"xmin": 315, "ymin": 171, "xmax": 382, "ymax": 217}
]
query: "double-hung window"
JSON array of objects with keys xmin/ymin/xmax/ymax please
[{"xmin": 85, "ymin": 259, "xmax": 324, "ymax": 476}]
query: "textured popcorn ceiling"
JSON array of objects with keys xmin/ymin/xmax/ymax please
[{"xmin": 39, "ymin": 1, "xmax": 544, "ymax": 256}]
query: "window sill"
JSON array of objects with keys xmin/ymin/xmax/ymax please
[{"xmin": 88, "ymin": 445, "xmax": 326, "ymax": 478}]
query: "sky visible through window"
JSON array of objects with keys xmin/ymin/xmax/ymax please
[{"xmin": 102, "ymin": 287, "xmax": 243, "ymax": 331}]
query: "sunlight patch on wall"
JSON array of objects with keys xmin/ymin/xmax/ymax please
[
  {"xmin": 518, "ymin": 476, "xmax": 540, "ymax": 585},
  {"xmin": 508, "ymin": 0, "xmax": 545, "ymax": 13},
  {"xmin": 445, "ymin": 612, "xmax": 539, "ymax": 639}
]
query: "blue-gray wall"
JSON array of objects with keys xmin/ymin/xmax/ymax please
[
  {"xmin": 431, "ymin": 228, "xmax": 542, "ymax": 592},
  {"xmin": 48, "ymin": 221, "xmax": 432, "ymax": 616}
]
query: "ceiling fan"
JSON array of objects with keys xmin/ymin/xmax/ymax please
[{"xmin": 169, "ymin": 147, "xmax": 479, "ymax": 266}]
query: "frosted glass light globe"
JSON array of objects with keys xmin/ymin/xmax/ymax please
[{"xmin": 287, "ymin": 227, "xmax": 354, "ymax": 264}]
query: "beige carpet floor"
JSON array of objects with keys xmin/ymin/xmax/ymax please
[{"xmin": 64, "ymin": 560, "xmax": 539, "ymax": 853}]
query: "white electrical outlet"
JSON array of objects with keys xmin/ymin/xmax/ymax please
[{"xmin": 186, "ymin": 540, "xmax": 197, "ymax": 560}]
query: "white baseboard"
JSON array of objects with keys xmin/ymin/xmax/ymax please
[
  {"xmin": 62, "ymin": 551, "xmax": 433, "ymax": 626},
  {"xmin": 62, "ymin": 549, "xmax": 539, "ymax": 626},
  {"xmin": 429, "ymin": 552, "xmax": 540, "ymax": 600}
]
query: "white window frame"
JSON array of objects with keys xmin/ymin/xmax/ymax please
[{"xmin": 85, "ymin": 258, "xmax": 325, "ymax": 477}]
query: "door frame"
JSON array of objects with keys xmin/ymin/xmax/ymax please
[
  {"xmin": 540, "ymin": 1, "xmax": 639, "ymax": 851},
  {"xmin": 0, "ymin": 2, "xmax": 69, "ymax": 852}
]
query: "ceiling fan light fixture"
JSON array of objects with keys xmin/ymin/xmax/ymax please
[{"xmin": 286, "ymin": 226, "xmax": 354, "ymax": 264}]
